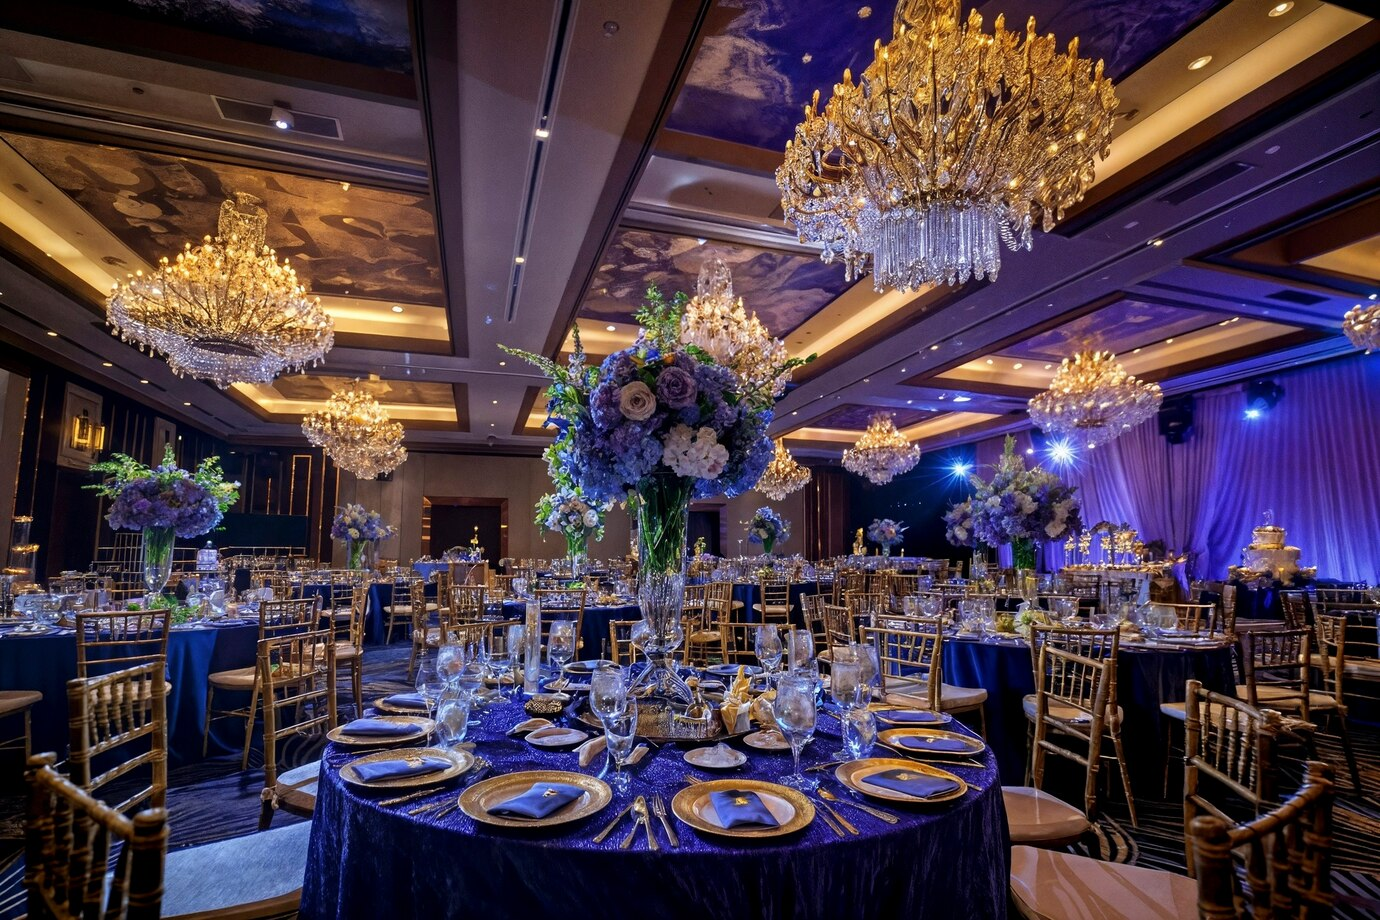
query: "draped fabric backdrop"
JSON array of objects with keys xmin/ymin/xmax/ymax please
[{"xmin": 974, "ymin": 354, "xmax": 1380, "ymax": 583}]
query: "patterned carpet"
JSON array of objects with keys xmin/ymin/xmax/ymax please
[{"xmin": 1, "ymin": 644, "xmax": 1377, "ymax": 918}]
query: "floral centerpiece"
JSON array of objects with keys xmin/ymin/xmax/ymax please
[
  {"xmin": 536, "ymin": 482, "xmax": 609, "ymax": 575},
  {"xmin": 331, "ymin": 504, "xmax": 395, "ymax": 569},
  {"xmin": 867, "ymin": 518, "xmax": 906, "ymax": 556},
  {"xmin": 504, "ymin": 270, "xmax": 808, "ymax": 702},
  {"xmin": 88, "ymin": 445, "xmax": 239, "ymax": 598},
  {"xmin": 747, "ymin": 507, "xmax": 790, "ymax": 555},
  {"xmin": 945, "ymin": 436, "xmax": 1082, "ymax": 571}
]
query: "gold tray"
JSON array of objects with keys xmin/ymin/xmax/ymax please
[
  {"xmin": 459, "ymin": 770, "xmax": 611, "ymax": 829},
  {"xmin": 670, "ymin": 778, "xmax": 814, "ymax": 839},
  {"xmin": 373, "ymin": 695, "xmax": 431, "ymax": 715},
  {"xmin": 878, "ymin": 727, "xmax": 986, "ymax": 758},
  {"xmin": 341, "ymin": 747, "xmax": 472, "ymax": 789},
  {"xmin": 834, "ymin": 757, "xmax": 967, "ymax": 804},
  {"xmin": 327, "ymin": 716, "xmax": 434, "ymax": 747}
]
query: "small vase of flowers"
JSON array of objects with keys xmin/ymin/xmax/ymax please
[
  {"xmin": 867, "ymin": 518, "xmax": 906, "ymax": 557},
  {"xmin": 332, "ymin": 504, "xmax": 395, "ymax": 570},
  {"xmin": 536, "ymin": 484, "xmax": 608, "ymax": 577},
  {"xmin": 747, "ymin": 507, "xmax": 790, "ymax": 555}
]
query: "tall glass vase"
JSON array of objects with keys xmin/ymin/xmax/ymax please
[
  {"xmin": 347, "ymin": 538, "xmax": 365, "ymax": 570},
  {"xmin": 565, "ymin": 532, "xmax": 588, "ymax": 579},
  {"xmin": 761, "ymin": 537, "xmax": 775, "ymax": 556},
  {"xmin": 142, "ymin": 526, "xmax": 175, "ymax": 602},
  {"xmin": 881, "ymin": 545, "xmax": 891, "ymax": 558},
  {"xmin": 630, "ymin": 472, "xmax": 693, "ymax": 703},
  {"xmin": 1013, "ymin": 537, "xmax": 1038, "ymax": 574}
]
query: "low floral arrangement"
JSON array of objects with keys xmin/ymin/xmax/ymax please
[
  {"xmin": 331, "ymin": 504, "xmax": 394, "ymax": 569},
  {"xmin": 945, "ymin": 436, "xmax": 1081, "ymax": 569},
  {"xmin": 867, "ymin": 518, "xmax": 906, "ymax": 548},
  {"xmin": 1013, "ymin": 605, "xmax": 1052, "ymax": 639},
  {"xmin": 747, "ymin": 507, "xmax": 790, "ymax": 554},
  {"xmin": 89, "ymin": 445, "xmax": 239, "ymax": 539}
]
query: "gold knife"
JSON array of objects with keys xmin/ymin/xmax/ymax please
[{"xmin": 592, "ymin": 801, "xmax": 635, "ymax": 843}]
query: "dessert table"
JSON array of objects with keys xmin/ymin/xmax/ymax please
[
  {"xmin": 0, "ymin": 620, "xmax": 259, "ymax": 764},
  {"xmin": 942, "ymin": 633, "xmax": 1236, "ymax": 790},
  {"xmin": 300, "ymin": 697, "xmax": 1009, "ymax": 919}
]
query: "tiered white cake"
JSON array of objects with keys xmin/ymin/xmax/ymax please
[{"xmin": 1240, "ymin": 523, "xmax": 1302, "ymax": 582}]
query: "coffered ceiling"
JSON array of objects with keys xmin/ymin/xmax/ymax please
[{"xmin": 0, "ymin": 0, "xmax": 1376, "ymax": 471}]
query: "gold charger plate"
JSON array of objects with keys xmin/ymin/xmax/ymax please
[
  {"xmin": 671, "ymin": 778, "xmax": 814, "ymax": 839},
  {"xmin": 340, "ymin": 747, "xmax": 472, "ymax": 789},
  {"xmin": 878, "ymin": 727, "xmax": 986, "ymax": 758},
  {"xmin": 834, "ymin": 757, "xmax": 968, "ymax": 804},
  {"xmin": 327, "ymin": 716, "xmax": 434, "ymax": 747},
  {"xmin": 459, "ymin": 770, "xmax": 611, "ymax": 829},
  {"xmin": 867, "ymin": 704, "xmax": 953, "ymax": 726},
  {"xmin": 373, "ymin": 695, "xmax": 431, "ymax": 715}
]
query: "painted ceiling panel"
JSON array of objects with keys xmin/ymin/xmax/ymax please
[
  {"xmin": 810, "ymin": 404, "xmax": 935, "ymax": 431},
  {"xmin": 270, "ymin": 375, "xmax": 450, "ymax": 405},
  {"xmin": 666, "ymin": 0, "xmax": 1224, "ymax": 151},
  {"xmin": 3, "ymin": 134, "xmax": 443, "ymax": 306},
  {"xmin": 999, "ymin": 299, "xmax": 1218, "ymax": 362}
]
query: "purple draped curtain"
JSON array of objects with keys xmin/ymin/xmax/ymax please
[{"xmin": 975, "ymin": 354, "xmax": 1380, "ymax": 583}]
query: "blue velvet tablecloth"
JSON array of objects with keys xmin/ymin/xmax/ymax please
[
  {"xmin": 301, "ymin": 696, "xmax": 1008, "ymax": 920},
  {"xmin": 0, "ymin": 622, "xmax": 259, "ymax": 764},
  {"xmin": 942, "ymin": 635, "xmax": 1236, "ymax": 791},
  {"xmin": 412, "ymin": 561, "xmax": 448, "ymax": 581},
  {"xmin": 731, "ymin": 581, "xmax": 820, "ymax": 629}
]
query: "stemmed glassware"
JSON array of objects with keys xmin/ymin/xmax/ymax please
[
  {"xmin": 754, "ymin": 625, "xmax": 783, "ymax": 685},
  {"xmin": 828, "ymin": 660, "xmax": 862, "ymax": 759},
  {"xmin": 414, "ymin": 653, "xmax": 442, "ymax": 742},
  {"xmin": 589, "ymin": 665, "xmax": 628, "ymax": 723},
  {"xmin": 548, "ymin": 620, "xmax": 575, "ymax": 671},
  {"xmin": 786, "ymin": 629, "xmax": 814, "ymax": 672},
  {"xmin": 434, "ymin": 685, "xmax": 471, "ymax": 749},
  {"xmin": 502, "ymin": 624, "xmax": 525, "ymax": 698},
  {"xmin": 602, "ymin": 699, "xmax": 639, "ymax": 793},
  {"xmin": 774, "ymin": 673, "xmax": 818, "ymax": 790}
]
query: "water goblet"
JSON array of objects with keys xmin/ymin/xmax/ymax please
[
  {"xmin": 754, "ymin": 625, "xmax": 783, "ymax": 683},
  {"xmin": 435, "ymin": 642, "xmax": 464, "ymax": 688},
  {"xmin": 852, "ymin": 641, "xmax": 880, "ymax": 707},
  {"xmin": 414, "ymin": 653, "xmax": 442, "ymax": 740},
  {"xmin": 589, "ymin": 665, "xmax": 628, "ymax": 723},
  {"xmin": 548, "ymin": 620, "xmax": 575, "ymax": 671},
  {"xmin": 435, "ymin": 687, "xmax": 472, "ymax": 749},
  {"xmin": 828, "ymin": 661, "xmax": 862, "ymax": 757},
  {"xmin": 773, "ymin": 673, "xmax": 818, "ymax": 791},
  {"xmin": 786, "ymin": 629, "xmax": 814, "ymax": 672},
  {"xmin": 602, "ymin": 700, "xmax": 639, "ymax": 793},
  {"xmin": 842, "ymin": 706, "xmax": 877, "ymax": 760}
]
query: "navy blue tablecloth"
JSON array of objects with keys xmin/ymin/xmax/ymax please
[
  {"xmin": 731, "ymin": 582, "xmax": 820, "ymax": 629},
  {"xmin": 300, "ymin": 697, "xmax": 1009, "ymax": 920},
  {"xmin": 942, "ymin": 635, "xmax": 1236, "ymax": 791},
  {"xmin": 0, "ymin": 622, "xmax": 259, "ymax": 765}
]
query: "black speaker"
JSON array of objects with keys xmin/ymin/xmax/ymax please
[{"xmin": 1158, "ymin": 394, "xmax": 1194, "ymax": 444}]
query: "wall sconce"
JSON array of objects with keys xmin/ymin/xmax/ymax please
[{"xmin": 69, "ymin": 408, "xmax": 106, "ymax": 455}]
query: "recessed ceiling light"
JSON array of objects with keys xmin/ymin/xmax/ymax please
[
  {"xmin": 1187, "ymin": 55, "xmax": 1212, "ymax": 71},
  {"xmin": 1044, "ymin": 364, "xmax": 1053, "ymax": 370},
  {"xmin": 391, "ymin": 305, "xmax": 403, "ymax": 313},
  {"xmin": 514, "ymin": 256, "xmax": 525, "ymax": 264},
  {"xmin": 270, "ymin": 105, "xmax": 293, "ymax": 130},
  {"xmin": 929, "ymin": 344, "xmax": 940, "ymax": 351},
  {"xmin": 905, "ymin": 399, "xmax": 913, "ymax": 404},
  {"xmin": 1149, "ymin": 238, "xmax": 1163, "ymax": 247},
  {"xmin": 984, "ymin": 358, "xmax": 993, "ymax": 365},
  {"xmin": 490, "ymin": 423, "xmax": 495, "ymax": 427},
  {"xmin": 182, "ymin": 402, "xmax": 191, "ymax": 407},
  {"xmin": 45, "ymin": 331, "xmax": 57, "ymax": 337},
  {"xmin": 695, "ymin": 238, "xmax": 707, "ymax": 246},
  {"xmin": 1165, "ymin": 338, "xmax": 1175, "ymax": 344},
  {"xmin": 102, "ymin": 362, "xmax": 113, "ymax": 367},
  {"xmin": 1231, "ymin": 316, "xmax": 1241, "ymax": 321},
  {"xmin": 1133, "ymin": 348, "xmax": 1142, "ymax": 354},
  {"xmin": 498, "ymin": 360, "xmax": 507, "ymax": 366},
  {"xmin": 139, "ymin": 379, "xmax": 149, "ymax": 384},
  {"xmin": 606, "ymin": 324, "xmax": 616, "ymax": 332},
  {"xmin": 863, "ymin": 378, "xmax": 870, "ymax": 383},
  {"xmin": 938, "ymin": 395, "xmax": 946, "ymax": 400},
  {"xmin": 1268, "ymin": 2, "xmax": 1293, "ymax": 16},
  {"xmin": 340, "ymin": 182, "xmax": 350, "ymax": 191},
  {"xmin": 1012, "ymin": 362, "xmax": 1023, "ymax": 369},
  {"xmin": 491, "ymin": 399, "xmax": 498, "ymax": 405},
  {"xmin": 535, "ymin": 128, "xmax": 550, "ymax": 139},
  {"xmin": 952, "ymin": 395, "xmax": 971, "ymax": 403},
  {"xmin": 791, "ymin": 410, "xmax": 798, "ymax": 416},
  {"xmin": 1026, "ymin": 448, "xmax": 1035, "ymax": 455},
  {"xmin": 900, "ymin": 368, "xmax": 907, "ymax": 373}
]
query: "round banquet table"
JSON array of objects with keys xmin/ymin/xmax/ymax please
[
  {"xmin": 495, "ymin": 600, "xmax": 642, "ymax": 661},
  {"xmin": 942, "ymin": 633, "xmax": 1237, "ymax": 791},
  {"xmin": 300, "ymin": 697, "xmax": 1010, "ymax": 920},
  {"xmin": 730, "ymin": 581, "xmax": 820, "ymax": 629},
  {"xmin": 0, "ymin": 620, "xmax": 259, "ymax": 764}
]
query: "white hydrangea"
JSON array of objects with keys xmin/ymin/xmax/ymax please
[{"xmin": 662, "ymin": 424, "xmax": 729, "ymax": 479}]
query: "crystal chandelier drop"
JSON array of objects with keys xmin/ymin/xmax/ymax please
[
  {"xmin": 1342, "ymin": 302, "xmax": 1380, "ymax": 354},
  {"xmin": 755, "ymin": 439, "xmax": 812, "ymax": 500},
  {"xmin": 842, "ymin": 413, "xmax": 923, "ymax": 485},
  {"xmin": 1027, "ymin": 350, "xmax": 1162, "ymax": 448},
  {"xmin": 302, "ymin": 380, "xmax": 407, "ymax": 479},
  {"xmin": 680, "ymin": 258, "xmax": 794, "ymax": 399},
  {"xmin": 106, "ymin": 193, "xmax": 333, "ymax": 387},
  {"xmin": 776, "ymin": 0, "xmax": 1118, "ymax": 291}
]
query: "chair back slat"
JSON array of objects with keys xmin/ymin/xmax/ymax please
[
  {"xmin": 1183, "ymin": 679, "xmax": 1282, "ymax": 845},
  {"xmin": 75, "ymin": 612, "xmax": 170, "ymax": 679},
  {"xmin": 67, "ymin": 662, "xmax": 167, "ymax": 817}
]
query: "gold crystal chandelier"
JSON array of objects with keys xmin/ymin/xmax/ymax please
[
  {"xmin": 756, "ymin": 439, "xmax": 812, "ymax": 500},
  {"xmin": 776, "ymin": 0, "xmax": 1118, "ymax": 291},
  {"xmin": 1027, "ymin": 350, "xmax": 1162, "ymax": 449},
  {"xmin": 842, "ymin": 413, "xmax": 922, "ymax": 485},
  {"xmin": 106, "ymin": 193, "xmax": 334, "ymax": 387},
  {"xmin": 680, "ymin": 258, "xmax": 793, "ymax": 399},
  {"xmin": 1343, "ymin": 301, "xmax": 1380, "ymax": 354},
  {"xmin": 302, "ymin": 380, "xmax": 407, "ymax": 479}
]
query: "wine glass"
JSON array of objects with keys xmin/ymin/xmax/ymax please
[
  {"xmin": 414, "ymin": 653, "xmax": 442, "ymax": 741},
  {"xmin": 503, "ymin": 624, "xmax": 525, "ymax": 698},
  {"xmin": 435, "ymin": 687, "xmax": 472, "ymax": 749},
  {"xmin": 828, "ymin": 661, "xmax": 862, "ymax": 758},
  {"xmin": 786, "ymin": 629, "xmax": 814, "ymax": 672},
  {"xmin": 773, "ymin": 673, "xmax": 818, "ymax": 791},
  {"xmin": 602, "ymin": 699, "xmax": 639, "ymax": 793},
  {"xmin": 754, "ymin": 625, "xmax": 783, "ymax": 683},
  {"xmin": 548, "ymin": 620, "xmax": 575, "ymax": 671},
  {"xmin": 456, "ymin": 643, "xmax": 487, "ymax": 703},
  {"xmin": 435, "ymin": 642, "xmax": 464, "ymax": 688},
  {"xmin": 589, "ymin": 665, "xmax": 628, "ymax": 723},
  {"xmin": 852, "ymin": 641, "xmax": 880, "ymax": 707}
]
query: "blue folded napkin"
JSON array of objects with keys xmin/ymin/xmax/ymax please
[
  {"xmin": 487, "ymin": 783, "xmax": 584, "ymax": 819},
  {"xmin": 710, "ymin": 790, "xmax": 780, "ymax": 829},
  {"xmin": 897, "ymin": 734, "xmax": 972, "ymax": 753},
  {"xmin": 383, "ymin": 692, "xmax": 428, "ymax": 709},
  {"xmin": 877, "ymin": 709, "xmax": 943, "ymax": 723},
  {"xmin": 353, "ymin": 755, "xmax": 452, "ymax": 783},
  {"xmin": 342, "ymin": 718, "xmax": 415, "ymax": 737},
  {"xmin": 862, "ymin": 768, "xmax": 961, "ymax": 799}
]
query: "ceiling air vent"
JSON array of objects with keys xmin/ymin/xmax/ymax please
[
  {"xmin": 213, "ymin": 96, "xmax": 342, "ymax": 140},
  {"xmin": 1157, "ymin": 161, "xmax": 1254, "ymax": 206},
  {"xmin": 1265, "ymin": 289, "xmax": 1329, "ymax": 306}
]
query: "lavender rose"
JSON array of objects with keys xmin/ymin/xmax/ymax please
[
  {"xmin": 618, "ymin": 381, "xmax": 657, "ymax": 422},
  {"xmin": 656, "ymin": 365, "xmax": 698, "ymax": 410}
]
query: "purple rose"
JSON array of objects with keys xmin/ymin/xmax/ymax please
[{"xmin": 656, "ymin": 365, "xmax": 697, "ymax": 410}]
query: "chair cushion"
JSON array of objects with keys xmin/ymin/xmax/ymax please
[
  {"xmin": 1344, "ymin": 658, "xmax": 1380, "ymax": 681},
  {"xmin": 1159, "ymin": 701, "xmax": 1186, "ymax": 721},
  {"xmin": 162, "ymin": 819, "xmax": 310, "ymax": 920},
  {"xmin": 939, "ymin": 683, "xmax": 987, "ymax": 710},
  {"xmin": 1008, "ymin": 845, "xmax": 1198, "ymax": 920},
  {"xmin": 0, "ymin": 689, "xmax": 42, "ymax": 714},
  {"xmin": 272, "ymin": 761, "xmax": 320, "ymax": 816},
  {"xmin": 1234, "ymin": 685, "xmax": 1335, "ymax": 711},
  {"xmin": 1022, "ymin": 694, "xmax": 1122, "ymax": 727},
  {"xmin": 1002, "ymin": 787, "xmax": 1091, "ymax": 845},
  {"xmin": 208, "ymin": 666, "xmax": 257, "ymax": 690},
  {"xmin": 333, "ymin": 642, "xmax": 360, "ymax": 662}
]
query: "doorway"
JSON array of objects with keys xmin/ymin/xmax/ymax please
[{"xmin": 422, "ymin": 497, "xmax": 508, "ymax": 560}]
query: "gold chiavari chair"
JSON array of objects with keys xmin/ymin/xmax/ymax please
[
  {"xmin": 328, "ymin": 585, "xmax": 367, "ymax": 717},
  {"xmin": 888, "ymin": 573, "xmax": 921, "ymax": 610},
  {"xmin": 833, "ymin": 570, "xmax": 866, "ymax": 605},
  {"xmin": 434, "ymin": 569, "xmax": 453, "ymax": 618},
  {"xmin": 609, "ymin": 620, "xmax": 641, "ymax": 666},
  {"xmin": 1237, "ymin": 628, "xmax": 1312, "ymax": 716},
  {"xmin": 821, "ymin": 603, "xmax": 855, "ymax": 660},
  {"xmin": 449, "ymin": 585, "xmax": 488, "ymax": 624},
  {"xmin": 800, "ymin": 595, "xmax": 829, "ymax": 660},
  {"xmin": 0, "ymin": 690, "xmax": 42, "ymax": 763},
  {"xmin": 383, "ymin": 576, "xmax": 422, "ymax": 644},
  {"xmin": 685, "ymin": 582, "xmax": 732, "ymax": 666},
  {"xmin": 1279, "ymin": 590, "xmax": 1309, "ymax": 630},
  {"xmin": 1304, "ymin": 614, "xmax": 1362, "ymax": 791},
  {"xmin": 1217, "ymin": 583, "xmax": 1237, "ymax": 633},
  {"xmin": 534, "ymin": 588, "xmax": 587, "ymax": 654},
  {"xmin": 864, "ymin": 619, "xmax": 941, "ymax": 711},
  {"xmin": 1153, "ymin": 601, "xmax": 1217, "ymax": 635},
  {"xmin": 493, "ymin": 574, "xmax": 518, "ymax": 599},
  {"xmin": 1009, "ymin": 762, "xmax": 1335, "ymax": 920},
  {"xmin": 1024, "ymin": 626, "xmax": 1135, "ymax": 826},
  {"xmin": 1182, "ymin": 680, "xmax": 1283, "ymax": 872},
  {"xmin": 74, "ymin": 611, "xmax": 170, "ymax": 679},
  {"xmin": 754, "ymin": 578, "xmax": 792, "ymax": 624},
  {"xmin": 67, "ymin": 662, "xmax": 166, "ymax": 816},
  {"xmin": 203, "ymin": 597, "xmax": 320, "ymax": 768},
  {"xmin": 23, "ymin": 752, "xmax": 167, "ymax": 920},
  {"xmin": 720, "ymin": 614, "xmax": 784, "ymax": 666},
  {"xmin": 258, "ymin": 626, "xmax": 336, "ymax": 829},
  {"xmin": 448, "ymin": 619, "xmax": 519, "ymax": 655}
]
